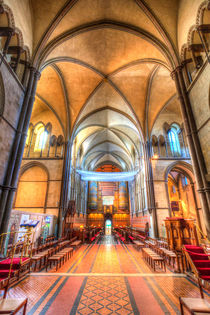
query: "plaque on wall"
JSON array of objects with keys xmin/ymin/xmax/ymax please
[{"xmin": 171, "ymin": 201, "xmax": 179, "ymax": 212}]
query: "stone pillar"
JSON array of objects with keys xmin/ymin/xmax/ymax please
[
  {"xmin": 58, "ymin": 140, "xmax": 71, "ymax": 238},
  {"xmin": 0, "ymin": 67, "xmax": 40, "ymax": 233},
  {"xmin": 171, "ymin": 67, "xmax": 210, "ymax": 238},
  {"xmin": 190, "ymin": 182, "xmax": 202, "ymax": 231},
  {"xmin": 178, "ymin": 70, "xmax": 210, "ymax": 209},
  {"xmin": 144, "ymin": 141, "xmax": 158, "ymax": 238}
]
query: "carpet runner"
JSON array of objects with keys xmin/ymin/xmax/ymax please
[{"xmin": 184, "ymin": 245, "xmax": 210, "ymax": 281}]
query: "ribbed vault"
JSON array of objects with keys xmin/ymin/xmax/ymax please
[{"xmin": 28, "ymin": 0, "xmax": 190, "ymax": 170}]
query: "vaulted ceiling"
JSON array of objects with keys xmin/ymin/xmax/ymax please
[{"xmin": 5, "ymin": 0, "xmax": 202, "ymax": 171}]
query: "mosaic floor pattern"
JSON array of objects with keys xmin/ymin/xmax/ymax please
[
  {"xmin": 76, "ymin": 277, "xmax": 134, "ymax": 315},
  {"xmin": 5, "ymin": 236, "xmax": 210, "ymax": 314}
]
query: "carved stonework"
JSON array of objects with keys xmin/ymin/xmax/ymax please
[
  {"xmin": 180, "ymin": 44, "xmax": 188, "ymax": 61},
  {"xmin": 1, "ymin": 3, "xmax": 15, "ymax": 28},
  {"xmin": 187, "ymin": 25, "xmax": 197, "ymax": 47},
  {"xmin": 196, "ymin": 0, "xmax": 210, "ymax": 26},
  {"xmin": 0, "ymin": 3, "xmax": 30, "ymax": 61}
]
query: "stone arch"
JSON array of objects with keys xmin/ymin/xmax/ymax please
[
  {"xmin": 164, "ymin": 161, "xmax": 193, "ymax": 182},
  {"xmin": 0, "ymin": 2, "xmax": 30, "ymax": 60},
  {"xmin": 15, "ymin": 162, "xmax": 50, "ymax": 213},
  {"xmin": 19, "ymin": 161, "xmax": 50, "ymax": 180},
  {"xmin": 196, "ymin": 0, "xmax": 210, "ymax": 26}
]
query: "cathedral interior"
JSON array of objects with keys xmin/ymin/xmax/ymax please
[{"xmin": 0, "ymin": 0, "xmax": 210, "ymax": 314}]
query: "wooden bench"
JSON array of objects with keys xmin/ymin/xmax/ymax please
[
  {"xmin": 142, "ymin": 248, "xmax": 166, "ymax": 272},
  {"xmin": 179, "ymin": 297, "xmax": 210, "ymax": 315},
  {"xmin": 0, "ymin": 297, "xmax": 27, "ymax": 314}
]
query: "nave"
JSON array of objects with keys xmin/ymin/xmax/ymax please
[{"xmin": 5, "ymin": 235, "xmax": 210, "ymax": 315}]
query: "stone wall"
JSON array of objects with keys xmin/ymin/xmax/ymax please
[
  {"xmin": 188, "ymin": 62, "xmax": 210, "ymax": 178},
  {"xmin": 14, "ymin": 159, "xmax": 64, "ymax": 217},
  {"xmin": 0, "ymin": 61, "xmax": 24, "ymax": 196}
]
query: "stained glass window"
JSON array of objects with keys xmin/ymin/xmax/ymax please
[
  {"xmin": 168, "ymin": 125, "xmax": 181, "ymax": 156},
  {"xmin": 34, "ymin": 124, "xmax": 48, "ymax": 151}
]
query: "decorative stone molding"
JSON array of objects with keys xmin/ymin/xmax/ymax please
[
  {"xmin": 187, "ymin": 25, "xmax": 197, "ymax": 47},
  {"xmin": 196, "ymin": 0, "xmax": 210, "ymax": 26},
  {"xmin": 180, "ymin": 0, "xmax": 210, "ymax": 56},
  {"xmin": 180, "ymin": 44, "xmax": 188, "ymax": 61},
  {"xmin": 1, "ymin": 3, "xmax": 15, "ymax": 28},
  {"xmin": 0, "ymin": 2, "xmax": 30, "ymax": 61},
  {"xmin": 14, "ymin": 27, "xmax": 24, "ymax": 48}
]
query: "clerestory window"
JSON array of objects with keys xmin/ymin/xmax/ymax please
[
  {"xmin": 34, "ymin": 124, "xmax": 48, "ymax": 151},
  {"xmin": 168, "ymin": 125, "xmax": 181, "ymax": 156}
]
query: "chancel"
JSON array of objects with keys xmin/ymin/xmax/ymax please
[{"xmin": 0, "ymin": 0, "xmax": 209, "ymax": 314}]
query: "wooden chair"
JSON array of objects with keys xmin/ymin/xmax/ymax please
[
  {"xmin": 0, "ymin": 297, "xmax": 27, "ymax": 314},
  {"xmin": 46, "ymin": 256, "xmax": 63, "ymax": 271},
  {"xmin": 179, "ymin": 297, "xmax": 210, "ymax": 315},
  {"xmin": 60, "ymin": 248, "xmax": 73, "ymax": 259}
]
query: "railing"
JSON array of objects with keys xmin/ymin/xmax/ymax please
[
  {"xmin": 194, "ymin": 223, "xmax": 209, "ymax": 245},
  {"xmin": 182, "ymin": 247, "xmax": 205, "ymax": 298}
]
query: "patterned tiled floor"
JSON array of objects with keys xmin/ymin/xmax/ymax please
[
  {"xmin": 76, "ymin": 277, "xmax": 133, "ymax": 315},
  {"xmin": 5, "ymin": 236, "xmax": 210, "ymax": 314}
]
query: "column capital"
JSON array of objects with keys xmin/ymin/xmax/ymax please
[
  {"xmin": 170, "ymin": 65, "xmax": 183, "ymax": 80},
  {"xmin": 29, "ymin": 66, "xmax": 41, "ymax": 79}
]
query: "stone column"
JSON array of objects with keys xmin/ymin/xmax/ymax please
[
  {"xmin": 144, "ymin": 141, "xmax": 158, "ymax": 238},
  {"xmin": 58, "ymin": 140, "xmax": 71, "ymax": 238},
  {"xmin": 190, "ymin": 182, "xmax": 202, "ymax": 231},
  {"xmin": 171, "ymin": 67, "xmax": 210, "ymax": 238},
  {"xmin": 0, "ymin": 67, "xmax": 40, "ymax": 233},
  {"xmin": 178, "ymin": 69, "xmax": 210, "ymax": 209}
]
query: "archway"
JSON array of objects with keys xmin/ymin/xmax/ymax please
[
  {"xmin": 105, "ymin": 219, "xmax": 112, "ymax": 235},
  {"xmin": 166, "ymin": 163, "xmax": 205, "ymax": 235},
  {"xmin": 14, "ymin": 163, "xmax": 49, "ymax": 213}
]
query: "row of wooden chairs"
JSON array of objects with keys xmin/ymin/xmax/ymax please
[
  {"xmin": 30, "ymin": 237, "xmax": 77, "ymax": 271},
  {"xmin": 46, "ymin": 247, "xmax": 74, "ymax": 271},
  {"xmin": 144, "ymin": 240, "xmax": 176, "ymax": 269},
  {"xmin": 142, "ymin": 248, "xmax": 166, "ymax": 272},
  {"xmin": 130, "ymin": 233, "xmax": 176, "ymax": 271}
]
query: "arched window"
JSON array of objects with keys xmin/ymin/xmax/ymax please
[
  {"xmin": 168, "ymin": 124, "xmax": 181, "ymax": 156},
  {"xmin": 25, "ymin": 124, "xmax": 33, "ymax": 147},
  {"xmin": 34, "ymin": 124, "xmax": 48, "ymax": 152}
]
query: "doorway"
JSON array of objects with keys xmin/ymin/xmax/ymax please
[{"xmin": 105, "ymin": 219, "xmax": 112, "ymax": 235}]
